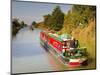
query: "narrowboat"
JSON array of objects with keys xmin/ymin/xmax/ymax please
[{"xmin": 40, "ymin": 30, "xmax": 88, "ymax": 67}]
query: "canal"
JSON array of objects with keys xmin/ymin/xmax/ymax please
[{"xmin": 12, "ymin": 27, "xmax": 95, "ymax": 74}]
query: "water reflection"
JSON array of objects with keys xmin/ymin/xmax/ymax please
[
  {"xmin": 12, "ymin": 27, "xmax": 95, "ymax": 74},
  {"xmin": 12, "ymin": 27, "xmax": 54, "ymax": 73}
]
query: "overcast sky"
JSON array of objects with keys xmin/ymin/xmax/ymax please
[{"xmin": 12, "ymin": 1, "xmax": 73, "ymax": 25}]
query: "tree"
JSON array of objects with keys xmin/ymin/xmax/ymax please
[
  {"xmin": 43, "ymin": 14, "xmax": 52, "ymax": 26},
  {"xmin": 43, "ymin": 6, "xmax": 64, "ymax": 31},
  {"xmin": 62, "ymin": 5, "xmax": 96, "ymax": 34},
  {"xmin": 51, "ymin": 6, "xmax": 64, "ymax": 31},
  {"xmin": 31, "ymin": 21, "xmax": 37, "ymax": 28},
  {"xmin": 12, "ymin": 18, "xmax": 20, "ymax": 36},
  {"xmin": 12, "ymin": 19, "xmax": 27, "ymax": 36},
  {"xmin": 20, "ymin": 21, "xmax": 27, "ymax": 28},
  {"xmin": 32, "ymin": 21, "xmax": 36, "ymax": 25}
]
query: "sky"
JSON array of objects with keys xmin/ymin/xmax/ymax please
[{"xmin": 12, "ymin": 1, "xmax": 73, "ymax": 25}]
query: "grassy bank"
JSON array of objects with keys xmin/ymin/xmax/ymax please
[
  {"xmin": 72, "ymin": 20, "xmax": 96, "ymax": 59},
  {"xmin": 57, "ymin": 20, "xmax": 96, "ymax": 69}
]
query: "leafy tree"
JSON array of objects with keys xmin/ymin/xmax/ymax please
[
  {"xmin": 31, "ymin": 21, "xmax": 37, "ymax": 28},
  {"xmin": 43, "ymin": 6, "xmax": 64, "ymax": 31},
  {"xmin": 20, "ymin": 21, "xmax": 27, "ymax": 28},
  {"xmin": 12, "ymin": 18, "xmax": 20, "ymax": 36},
  {"xmin": 12, "ymin": 18, "xmax": 27, "ymax": 36},
  {"xmin": 51, "ymin": 6, "xmax": 64, "ymax": 31},
  {"xmin": 62, "ymin": 5, "xmax": 96, "ymax": 34},
  {"xmin": 43, "ymin": 14, "xmax": 52, "ymax": 27},
  {"xmin": 32, "ymin": 21, "xmax": 36, "ymax": 25}
]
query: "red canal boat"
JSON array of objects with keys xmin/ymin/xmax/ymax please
[{"xmin": 40, "ymin": 31, "xmax": 88, "ymax": 67}]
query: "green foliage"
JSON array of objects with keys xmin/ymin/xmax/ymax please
[
  {"xmin": 44, "ymin": 14, "xmax": 52, "ymax": 26},
  {"xmin": 31, "ymin": 21, "xmax": 37, "ymax": 29},
  {"xmin": 32, "ymin": 21, "xmax": 36, "ymax": 25},
  {"xmin": 43, "ymin": 6, "xmax": 64, "ymax": 31},
  {"xmin": 58, "ymin": 6, "xmax": 96, "ymax": 61},
  {"xmin": 20, "ymin": 21, "xmax": 27, "ymax": 28},
  {"xmin": 61, "ymin": 5, "xmax": 96, "ymax": 34},
  {"xmin": 12, "ymin": 18, "xmax": 27, "ymax": 36},
  {"xmin": 72, "ymin": 5, "xmax": 96, "ymax": 25}
]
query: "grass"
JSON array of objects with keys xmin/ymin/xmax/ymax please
[{"xmin": 71, "ymin": 20, "xmax": 96, "ymax": 69}]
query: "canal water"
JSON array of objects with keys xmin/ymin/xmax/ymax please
[
  {"xmin": 12, "ymin": 27, "xmax": 55, "ymax": 73},
  {"xmin": 12, "ymin": 27, "xmax": 95, "ymax": 74}
]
